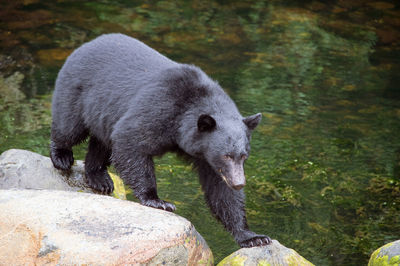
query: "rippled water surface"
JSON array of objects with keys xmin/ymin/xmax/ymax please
[{"xmin": 1, "ymin": 1, "xmax": 400, "ymax": 264}]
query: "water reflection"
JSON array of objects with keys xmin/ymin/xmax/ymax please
[{"xmin": 1, "ymin": 0, "xmax": 399, "ymax": 265}]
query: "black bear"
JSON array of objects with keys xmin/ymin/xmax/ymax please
[{"xmin": 50, "ymin": 33, "xmax": 270, "ymax": 247}]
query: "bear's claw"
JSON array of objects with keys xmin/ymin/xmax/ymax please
[
  {"xmin": 85, "ymin": 170, "xmax": 114, "ymax": 195},
  {"xmin": 239, "ymin": 235, "xmax": 272, "ymax": 248},
  {"xmin": 141, "ymin": 199, "xmax": 176, "ymax": 212}
]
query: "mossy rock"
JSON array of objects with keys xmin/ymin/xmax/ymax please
[
  {"xmin": 369, "ymin": 240, "xmax": 400, "ymax": 266},
  {"xmin": 217, "ymin": 240, "xmax": 314, "ymax": 266}
]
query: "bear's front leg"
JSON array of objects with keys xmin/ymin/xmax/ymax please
[
  {"xmin": 196, "ymin": 160, "xmax": 271, "ymax": 248},
  {"xmin": 112, "ymin": 149, "xmax": 176, "ymax": 212}
]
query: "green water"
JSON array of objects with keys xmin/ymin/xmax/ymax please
[{"xmin": 1, "ymin": 0, "xmax": 400, "ymax": 264}]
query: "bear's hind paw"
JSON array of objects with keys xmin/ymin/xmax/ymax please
[
  {"xmin": 141, "ymin": 199, "xmax": 176, "ymax": 212},
  {"xmin": 85, "ymin": 171, "xmax": 114, "ymax": 195}
]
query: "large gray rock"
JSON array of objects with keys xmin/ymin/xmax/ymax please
[
  {"xmin": 0, "ymin": 189, "xmax": 213, "ymax": 265},
  {"xmin": 0, "ymin": 149, "xmax": 126, "ymax": 199},
  {"xmin": 217, "ymin": 240, "xmax": 313, "ymax": 266},
  {"xmin": 369, "ymin": 240, "xmax": 400, "ymax": 266},
  {"xmin": 0, "ymin": 148, "xmax": 91, "ymax": 191}
]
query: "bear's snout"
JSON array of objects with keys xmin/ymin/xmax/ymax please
[
  {"xmin": 230, "ymin": 162, "xmax": 246, "ymax": 190},
  {"xmin": 220, "ymin": 159, "xmax": 246, "ymax": 190}
]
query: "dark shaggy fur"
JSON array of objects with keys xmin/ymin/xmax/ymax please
[{"xmin": 50, "ymin": 33, "xmax": 270, "ymax": 247}]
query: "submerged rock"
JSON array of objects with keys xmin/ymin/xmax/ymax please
[
  {"xmin": 217, "ymin": 240, "xmax": 313, "ymax": 266},
  {"xmin": 0, "ymin": 189, "xmax": 213, "ymax": 265},
  {"xmin": 0, "ymin": 149, "xmax": 126, "ymax": 199},
  {"xmin": 369, "ymin": 240, "xmax": 400, "ymax": 266},
  {"xmin": 0, "ymin": 72, "xmax": 25, "ymax": 102},
  {"xmin": 36, "ymin": 48, "xmax": 72, "ymax": 65}
]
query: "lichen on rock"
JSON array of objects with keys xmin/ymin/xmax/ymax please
[{"xmin": 369, "ymin": 240, "xmax": 400, "ymax": 266}]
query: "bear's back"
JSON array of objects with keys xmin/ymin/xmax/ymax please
[
  {"xmin": 53, "ymin": 34, "xmax": 179, "ymax": 143},
  {"xmin": 60, "ymin": 34, "xmax": 177, "ymax": 88}
]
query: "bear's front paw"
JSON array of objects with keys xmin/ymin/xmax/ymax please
[
  {"xmin": 239, "ymin": 235, "xmax": 272, "ymax": 248},
  {"xmin": 85, "ymin": 170, "xmax": 114, "ymax": 195},
  {"xmin": 50, "ymin": 147, "xmax": 74, "ymax": 171},
  {"xmin": 141, "ymin": 199, "xmax": 176, "ymax": 212}
]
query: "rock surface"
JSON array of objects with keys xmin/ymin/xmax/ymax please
[
  {"xmin": 217, "ymin": 240, "xmax": 313, "ymax": 266},
  {"xmin": 0, "ymin": 189, "xmax": 213, "ymax": 265},
  {"xmin": 0, "ymin": 149, "xmax": 312, "ymax": 265},
  {"xmin": 0, "ymin": 149, "xmax": 126, "ymax": 199},
  {"xmin": 369, "ymin": 240, "xmax": 400, "ymax": 266}
]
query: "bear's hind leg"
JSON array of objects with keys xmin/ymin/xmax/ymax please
[
  {"xmin": 124, "ymin": 156, "xmax": 175, "ymax": 212},
  {"xmin": 85, "ymin": 136, "xmax": 114, "ymax": 194},
  {"xmin": 111, "ymin": 148, "xmax": 175, "ymax": 212}
]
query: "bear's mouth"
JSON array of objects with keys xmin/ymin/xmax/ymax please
[{"xmin": 220, "ymin": 173, "xmax": 231, "ymax": 188}]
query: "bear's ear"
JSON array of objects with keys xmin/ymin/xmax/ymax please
[
  {"xmin": 198, "ymin": 114, "xmax": 216, "ymax": 132},
  {"xmin": 243, "ymin": 113, "xmax": 262, "ymax": 130}
]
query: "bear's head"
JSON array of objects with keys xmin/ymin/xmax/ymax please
[{"xmin": 179, "ymin": 112, "xmax": 262, "ymax": 190}]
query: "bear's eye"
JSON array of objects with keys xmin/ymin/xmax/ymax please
[
  {"xmin": 223, "ymin": 155, "xmax": 234, "ymax": 160},
  {"xmin": 241, "ymin": 154, "xmax": 248, "ymax": 160}
]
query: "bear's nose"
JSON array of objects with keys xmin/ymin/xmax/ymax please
[{"xmin": 232, "ymin": 183, "xmax": 245, "ymax": 190}]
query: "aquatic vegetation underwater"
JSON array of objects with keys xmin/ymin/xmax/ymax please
[{"xmin": 0, "ymin": 0, "xmax": 399, "ymax": 264}]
